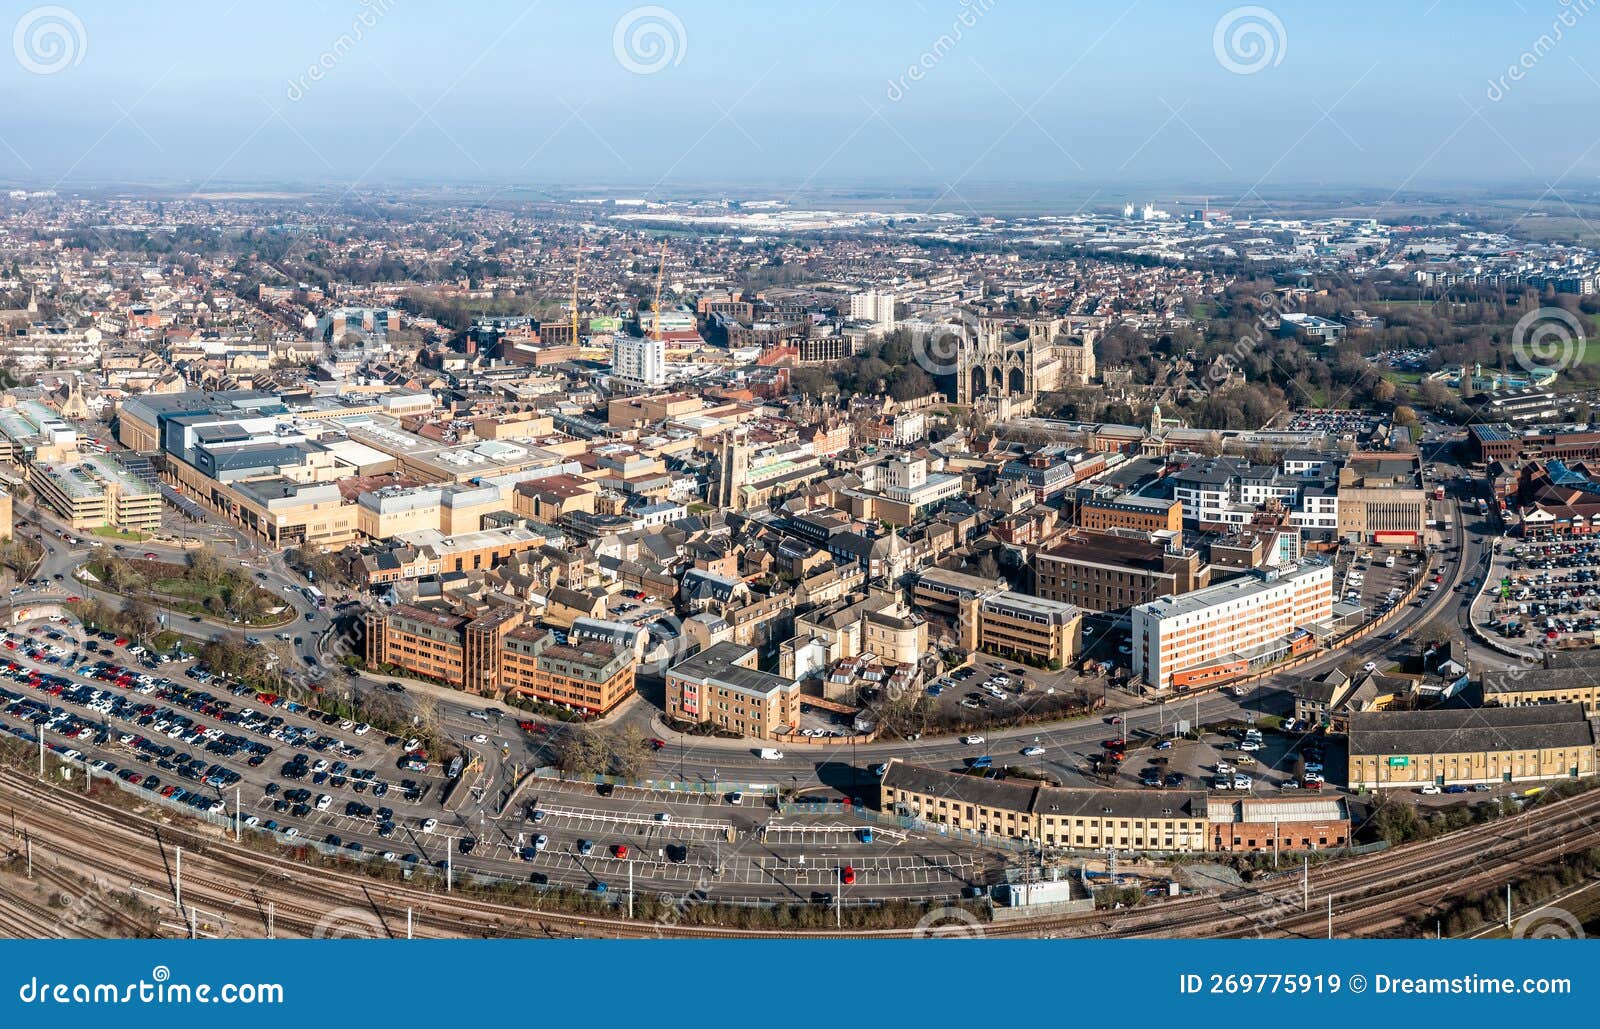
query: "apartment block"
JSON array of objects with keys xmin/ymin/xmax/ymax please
[
  {"xmin": 1131, "ymin": 562, "xmax": 1333, "ymax": 689},
  {"xmin": 664, "ymin": 641, "xmax": 801, "ymax": 738},
  {"xmin": 1031, "ymin": 529, "xmax": 1207, "ymax": 612}
]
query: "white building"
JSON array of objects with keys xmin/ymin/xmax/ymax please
[
  {"xmin": 1131, "ymin": 562, "xmax": 1334, "ymax": 689},
  {"xmin": 849, "ymin": 290, "xmax": 897, "ymax": 327},
  {"xmin": 611, "ymin": 334, "xmax": 666, "ymax": 387}
]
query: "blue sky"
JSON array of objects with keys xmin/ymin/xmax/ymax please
[{"xmin": 3, "ymin": 0, "xmax": 1597, "ymax": 195}]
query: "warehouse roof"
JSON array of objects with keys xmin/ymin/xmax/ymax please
[{"xmin": 1348, "ymin": 703, "xmax": 1594, "ymax": 755}]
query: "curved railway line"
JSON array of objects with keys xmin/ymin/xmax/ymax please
[{"xmin": 4, "ymin": 767, "xmax": 1600, "ymax": 939}]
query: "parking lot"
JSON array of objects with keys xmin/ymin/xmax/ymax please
[
  {"xmin": 0, "ymin": 617, "xmax": 452, "ymax": 843},
  {"xmin": 1483, "ymin": 536, "xmax": 1600, "ymax": 650},
  {"xmin": 1332, "ymin": 545, "xmax": 1429, "ymax": 624},
  {"xmin": 917, "ymin": 657, "xmax": 1087, "ymax": 724},
  {"xmin": 1084, "ymin": 720, "xmax": 1344, "ymax": 797}
]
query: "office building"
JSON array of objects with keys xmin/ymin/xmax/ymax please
[
  {"xmin": 611, "ymin": 334, "xmax": 667, "ymax": 388},
  {"xmin": 1131, "ymin": 562, "xmax": 1333, "ymax": 689}
]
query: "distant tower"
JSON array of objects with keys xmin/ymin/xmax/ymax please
[{"xmin": 1149, "ymin": 403, "xmax": 1163, "ymax": 435}]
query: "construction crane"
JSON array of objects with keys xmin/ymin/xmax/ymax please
[
  {"xmin": 650, "ymin": 241, "xmax": 668, "ymax": 340},
  {"xmin": 571, "ymin": 238, "xmax": 584, "ymax": 347}
]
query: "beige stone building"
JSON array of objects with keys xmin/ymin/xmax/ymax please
[
  {"xmin": 664, "ymin": 641, "xmax": 801, "ymax": 738},
  {"xmin": 1348, "ymin": 704, "xmax": 1596, "ymax": 789}
]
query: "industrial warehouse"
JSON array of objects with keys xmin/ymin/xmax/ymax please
[{"xmin": 1347, "ymin": 704, "xmax": 1597, "ymax": 789}]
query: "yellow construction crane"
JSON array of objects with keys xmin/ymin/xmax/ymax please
[
  {"xmin": 650, "ymin": 241, "xmax": 668, "ymax": 340},
  {"xmin": 571, "ymin": 238, "xmax": 584, "ymax": 347}
]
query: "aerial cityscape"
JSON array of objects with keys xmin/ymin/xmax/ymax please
[{"xmin": 2, "ymin": 1, "xmax": 1600, "ymax": 956}]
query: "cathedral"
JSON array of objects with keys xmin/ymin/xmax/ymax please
[{"xmin": 956, "ymin": 316, "xmax": 1098, "ymax": 405}]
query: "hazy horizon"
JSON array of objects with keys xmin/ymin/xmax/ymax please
[{"xmin": 4, "ymin": 0, "xmax": 1599, "ymax": 205}]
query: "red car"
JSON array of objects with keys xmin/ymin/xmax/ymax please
[
  {"xmin": 1100, "ymin": 739, "xmax": 1125, "ymax": 750},
  {"xmin": 840, "ymin": 866, "xmax": 856, "ymax": 885},
  {"xmin": 613, "ymin": 844, "xmax": 629, "ymax": 859},
  {"xmin": 143, "ymin": 552, "xmax": 157, "ymax": 560},
  {"xmin": 648, "ymin": 738, "xmax": 666, "ymax": 750}
]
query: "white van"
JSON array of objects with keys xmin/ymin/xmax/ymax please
[
  {"xmin": 1384, "ymin": 555, "xmax": 1396, "ymax": 568},
  {"xmin": 758, "ymin": 748, "xmax": 783, "ymax": 760}
]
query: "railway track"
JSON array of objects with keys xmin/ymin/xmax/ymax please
[{"xmin": 5, "ymin": 767, "xmax": 1600, "ymax": 938}]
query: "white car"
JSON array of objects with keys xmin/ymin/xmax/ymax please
[
  {"xmin": 353, "ymin": 723, "xmax": 370, "ymax": 736},
  {"xmin": 421, "ymin": 818, "xmax": 438, "ymax": 833},
  {"xmin": 315, "ymin": 794, "xmax": 332, "ymax": 811},
  {"xmin": 1279, "ymin": 780, "xmax": 1301, "ymax": 791},
  {"xmin": 1238, "ymin": 740, "xmax": 1261, "ymax": 752},
  {"xmin": 1021, "ymin": 746, "xmax": 1045, "ymax": 757},
  {"xmin": 962, "ymin": 735, "xmax": 985, "ymax": 745},
  {"xmin": 1362, "ymin": 661, "xmax": 1377, "ymax": 673},
  {"xmin": 1303, "ymin": 771, "xmax": 1325, "ymax": 784},
  {"xmin": 1418, "ymin": 784, "xmax": 1442, "ymax": 795},
  {"xmin": 469, "ymin": 733, "xmax": 488, "ymax": 744}
]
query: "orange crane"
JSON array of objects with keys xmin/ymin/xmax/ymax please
[{"xmin": 650, "ymin": 241, "xmax": 668, "ymax": 340}]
